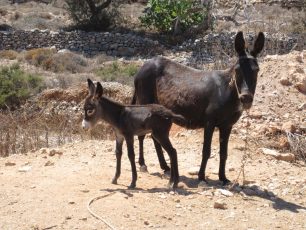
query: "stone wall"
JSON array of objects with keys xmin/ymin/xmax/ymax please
[{"xmin": 0, "ymin": 30, "xmax": 304, "ymax": 60}]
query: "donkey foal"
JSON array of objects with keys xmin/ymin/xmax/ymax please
[{"xmin": 82, "ymin": 79, "xmax": 184, "ymax": 189}]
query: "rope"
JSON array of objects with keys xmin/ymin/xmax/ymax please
[
  {"xmin": 87, "ymin": 192, "xmax": 117, "ymax": 230},
  {"xmin": 230, "ymin": 110, "xmax": 250, "ymax": 189}
]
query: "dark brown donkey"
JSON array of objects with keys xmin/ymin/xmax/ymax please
[
  {"xmin": 132, "ymin": 31, "xmax": 265, "ymax": 185},
  {"xmin": 82, "ymin": 79, "xmax": 186, "ymax": 189}
]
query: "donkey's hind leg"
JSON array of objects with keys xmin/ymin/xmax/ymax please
[{"xmin": 138, "ymin": 135, "xmax": 148, "ymax": 172}]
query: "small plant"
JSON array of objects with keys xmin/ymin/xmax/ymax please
[
  {"xmin": 95, "ymin": 61, "xmax": 139, "ymax": 85},
  {"xmin": 0, "ymin": 64, "xmax": 44, "ymax": 108},
  {"xmin": 140, "ymin": 0, "xmax": 207, "ymax": 35}
]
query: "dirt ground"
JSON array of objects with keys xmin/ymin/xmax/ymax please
[
  {"xmin": 0, "ymin": 126, "xmax": 305, "ymax": 230},
  {"xmin": 0, "ymin": 49, "xmax": 305, "ymax": 229}
]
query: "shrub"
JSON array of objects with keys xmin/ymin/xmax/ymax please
[
  {"xmin": 95, "ymin": 61, "xmax": 139, "ymax": 85},
  {"xmin": 65, "ymin": 0, "xmax": 122, "ymax": 31},
  {"xmin": 0, "ymin": 64, "xmax": 44, "ymax": 109},
  {"xmin": 0, "ymin": 50, "xmax": 18, "ymax": 60},
  {"xmin": 140, "ymin": 0, "xmax": 208, "ymax": 35},
  {"xmin": 24, "ymin": 48, "xmax": 56, "ymax": 66}
]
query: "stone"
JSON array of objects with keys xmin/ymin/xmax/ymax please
[
  {"xmin": 188, "ymin": 167, "xmax": 199, "ymax": 175},
  {"xmin": 49, "ymin": 149, "xmax": 63, "ymax": 157},
  {"xmin": 281, "ymin": 121, "xmax": 296, "ymax": 133},
  {"xmin": 261, "ymin": 148, "xmax": 280, "ymax": 158},
  {"xmin": 44, "ymin": 161, "xmax": 54, "ymax": 166},
  {"xmin": 217, "ymin": 189, "xmax": 234, "ymax": 197},
  {"xmin": 214, "ymin": 200, "xmax": 228, "ymax": 209},
  {"xmin": 278, "ymin": 153, "xmax": 295, "ymax": 162},
  {"xmin": 5, "ymin": 162, "xmax": 16, "ymax": 166},
  {"xmin": 280, "ymin": 77, "xmax": 291, "ymax": 86},
  {"xmin": 18, "ymin": 165, "xmax": 32, "ymax": 172}
]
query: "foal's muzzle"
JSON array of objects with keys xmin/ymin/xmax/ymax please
[
  {"xmin": 239, "ymin": 93, "xmax": 253, "ymax": 110},
  {"xmin": 82, "ymin": 119, "xmax": 91, "ymax": 130}
]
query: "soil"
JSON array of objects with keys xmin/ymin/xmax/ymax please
[{"xmin": 0, "ymin": 51, "xmax": 306, "ymax": 230}]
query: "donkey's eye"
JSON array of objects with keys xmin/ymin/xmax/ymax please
[{"xmin": 87, "ymin": 109, "xmax": 95, "ymax": 116}]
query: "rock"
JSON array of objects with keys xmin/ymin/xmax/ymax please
[
  {"xmin": 49, "ymin": 149, "xmax": 63, "ymax": 157},
  {"xmin": 298, "ymin": 103, "xmax": 306, "ymax": 111},
  {"xmin": 40, "ymin": 148, "xmax": 48, "ymax": 154},
  {"xmin": 5, "ymin": 162, "xmax": 16, "ymax": 166},
  {"xmin": 217, "ymin": 189, "xmax": 234, "ymax": 197},
  {"xmin": 144, "ymin": 220, "xmax": 150, "ymax": 225},
  {"xmin": 44, "ymin": 161, "xmax": 54, "ymax": 166},
  {"xmin": 261, "ymin": 148, "xmax": 280, "ymax": 158},
  {"xmin": 18, "ymin": 165, "xmax": 32, "ymax": 172},
  {"xmin": 280, "ymin": 77, "xmax": 291, "ymax": 86},
  {"xmin": 281, "ymin": 121, "xmax": 296, "ymax": 133},
  {"xmin": 278, "ymin": 153, "xmax": 295, "ymax": 162},
  {"xmin": 214, "ymin": 200, "xmax": 228, "ymax": 209},
  {"xmin": 188, "ymin": 167, "xmax": 199, "ymax": 175}
]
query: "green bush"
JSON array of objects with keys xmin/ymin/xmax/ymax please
[
  {"xmin": 95, "ymin": 61, "xmax": 139, "ymax": 85},
  {"xmin": 0, "ymin": 64, "xmax": 44, "ymax": 109},
  {"xmin": 140, "ymin": 0, "xmax": 207, "ymax": 34}
]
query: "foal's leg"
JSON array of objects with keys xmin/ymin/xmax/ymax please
[
  {"xmin": 153, "ymin": 131, "xmax": 179, "ymax": 189},
  {"xmin": 219, "ymin": 125, "xmax": 232, "ymax": 185},
  {"xmin": 138, "ymin": 135, "xmax": 147, "ymax": 172},
  {"xmin": 112, "ymin": 134, "xmax": 124, "ymax": 185},
  {"xmin": 152, "ymin": 137, "xmax": 171, "ymax": 172},
  {"xmin": 198, "ymin": 124, "xmax": 215, "ymax": 182},
  {"xmin": 125, "ymin": 135, "xmax": 137, "ymax": 189}
]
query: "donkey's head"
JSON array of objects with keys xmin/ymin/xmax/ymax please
[
  {"xmin": 82, "ymin": 78, "xmax": 104, "ymax": 130},
  {"xmin": 233, "ymin": 31, "xmax": 265, "ymax": 110}
]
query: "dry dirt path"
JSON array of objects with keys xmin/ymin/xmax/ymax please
[{"xmin": 1, "ymin": 129, "xmax": 305, "ymax": 230}]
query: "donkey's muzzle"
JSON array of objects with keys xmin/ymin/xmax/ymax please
[
  {"xmin": 82, "ymin": 119, "xmax": 91, "ymax": 130},
  {"xmin": 239, "ymin": 93, "xmax": 253, "ymax": 109}
]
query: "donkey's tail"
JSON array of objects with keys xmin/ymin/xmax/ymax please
[{"xmin": 131, "ymin": 90, "xmax": 137, "ymax": 105}]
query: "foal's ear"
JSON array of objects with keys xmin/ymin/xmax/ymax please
[
  {"xmin": 95, "ymin": 82, "xmax": 103, "ymax": 98},
  {"xmin": 251, "ymin": 32, "xmax": 265, "ymax": 57},
  {"xmin": 234, "ymin": 31, "xmax": 246, "ymax": 55},
  {"xmin": 87, "ymin": 78, "xmax": 95, "ymax": 98}
]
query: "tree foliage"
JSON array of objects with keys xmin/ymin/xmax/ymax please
[
  {"xmin": 65, "ymin": 0, "xmax": 122, "ymax": 31},
  {"xmin": 140, "ymin": 0, "xmax": 208, "ymax": 35}
]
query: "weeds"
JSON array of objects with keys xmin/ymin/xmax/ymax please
[{"xmin": 95, "ymin": 61, "xmax": 139, "ymax": 86}]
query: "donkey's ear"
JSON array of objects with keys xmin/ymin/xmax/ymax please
[
  {"xmin": 87, "ymin": 78, "xmax": 95, "ymax": 98},
  {"xmin": 251, "ymin": 32, "xmax": 265, "ymax": 57},
  {"xmin": 95, "ymin": 82, "xmax": 103, "ymax": 98},
  {"xmin": 234, "ymin": 31, "xmax": 245, "ymax": 55}
]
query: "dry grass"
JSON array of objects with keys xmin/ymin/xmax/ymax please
[{"xmin": 0, "ymin": 50, "xmax": 18, "ymax": 60}]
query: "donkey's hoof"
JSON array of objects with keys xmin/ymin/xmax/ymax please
[
  {"xmin": 163, "ymin": 166, "xmax": 171, "ymax": 173},
  {"xmin": 139, "ymin": 165, "xmax": 148, "ymax": 172},
  {"xmin": 167, "ymin": 181, "xmax": 178, "ymax": 190},
  {"xmin": 111, "ymin": 178, "xmax": 118, "ymax": 185},
  {"xmin": 128, "ymin": 183, "xmax": 136, "ymax": 189},
  {"xmin": 221, "ymin": 179, "xmax": 231, "ymax": 186}
]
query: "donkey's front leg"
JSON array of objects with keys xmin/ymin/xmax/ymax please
[
  {"xmin": 125, "ymin": 136, "xmax": 137, "ymax": 189},
  {"xmin": 138, "ymin": 135, "xmax": 148, "ymax": 172},
  {"xmin": 198, "ymin": 124, "xmax": 215, "ymax": 182},
  {"xmin": 112, "ymin": 135, "xmax": 124, "ymax": 185},
  {"xmin": 219, "ymin": 125, "xmax": 232, "ymax": 185}
]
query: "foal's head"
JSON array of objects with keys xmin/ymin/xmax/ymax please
[
  {"xmin": 233, "ymin": 31, "xmax": 265, "ymax": 110},
  {"xmin": 82, "ymin": 79, "xmax": 104, "ymax": 130}
]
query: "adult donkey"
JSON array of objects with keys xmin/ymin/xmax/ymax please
[{"xmin": 132, "ymin": 31, "xmax": 265, "ymax": 185}]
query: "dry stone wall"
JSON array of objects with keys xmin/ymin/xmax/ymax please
[{"xmin": 0, "ymin": 30, "xmax": 304, "ymax": 60}]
